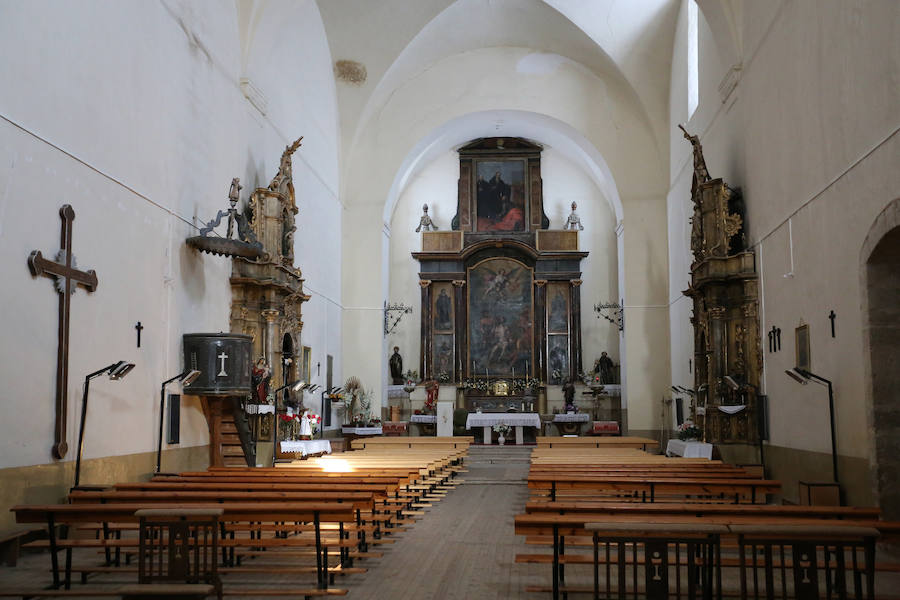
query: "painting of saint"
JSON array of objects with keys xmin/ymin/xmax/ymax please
[
  {"xmin": 468, "ymin": 258, "xmax": 533, "ymax": 377},
  {"xmin": 475, "ymin": 160, "xmax": 526, "ymax": 232},
  {"xmin": 548, "ymin": 287, "xmax": 569, "ymax": 333},
  {"xmin": 434, "ymin": 287, "xmax": 453, "ymax": 331},
  {"xmin": 433, "ymin": 334, "xmax": 454, "ymax": 379},
  {"xmin": 548, "ymin": 335, "xmax": 569, "ymax": 384}
]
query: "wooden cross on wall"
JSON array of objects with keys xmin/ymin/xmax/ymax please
[{"xmin": 28, "ymin": 205, "xmax": 98, "ymax": 459}]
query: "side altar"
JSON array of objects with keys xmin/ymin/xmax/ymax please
[{"xmin": 412, "ymin": 138, "xmax": 588, "ymax": 396}]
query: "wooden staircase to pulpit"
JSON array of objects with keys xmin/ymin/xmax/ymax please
[{"xmin": 200, "ymin": 397, "xmax": 255, "ymax": 467}]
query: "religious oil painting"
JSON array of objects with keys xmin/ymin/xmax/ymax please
[
  {"xmin": 432, "ymin": 283, "xmax": 454, "ymax": 332},
  {"xmin": 548, "ymin": 335, "xmax": 569, "ymax": 384},
  {"xmin": 475, "ymin": 159, "xmax": 527, "ymax": 232},
  {"xmin": 468, "ymin": 258, "xmax": 533, "ymax": 377},
  {"xmin": 547, "ymin": 283, "xmax": 570, "ymax": 333},
  {"xmin": 433, "ymin": 334, "xmax": 455, "ymax": 380}
]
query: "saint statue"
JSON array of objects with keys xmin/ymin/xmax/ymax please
[
  {"xmin": 594, "ymin": 351, "xmax": 614, "ymax": 384},
  {"xmin": 389, "ymin": 346, "xmax": 404, "ymax": 385},
  {"xmin": 415, "ymin": 204, "xmax": 438, "ymax": 232},
  {"xmin": 435, "ymin": 288, "xmax": 452, "ymax": 330},
  {"xmin": 251, "ymin": 358, "xmax": 271, "ymax": 404},
  {"xmin": 564, "ymin": 201, "xmax": 584, "ymax": 231},
  {"xmin": 562, "ymin": 378, "xmax": 577, "ymax": 412}
]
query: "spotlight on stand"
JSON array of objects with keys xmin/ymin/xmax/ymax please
[
  {"xmin": 157, "ymin": 369, "xmax": 201, "ymax": 473},
  {"xmin": 74, "ymin": 361, "xmax": 136, "ymax": 490},
  {"xmin": 785, "ymin": 367, "xmax": 839, "ymax": 493}
]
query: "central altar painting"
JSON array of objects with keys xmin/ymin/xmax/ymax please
[{"xmin": 468, "ymin": 257, "xmax": 533, "ymax": 377}]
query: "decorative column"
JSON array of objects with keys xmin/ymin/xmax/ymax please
[
  {"xmin": 452, "ymin": 280, "xmax": 466, "ymax": 382},
  {"xmin": 261, "ymin": 308, "xmax": 280, "ymax": 383},
  {"xmin": 419, "ymin": 280, "xmax": 432, "ymax": 380},
  {"xmin": 570, "ymin": 279, "xmax": 583, "ymax": 379},
  {"xmin": 534, "ymin": 280, "xmax": 548, "ymax": 382}
]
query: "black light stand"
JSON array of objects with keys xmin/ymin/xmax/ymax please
[
  {"xmin": 73, "ymin": 361, "xmax": 135, "ymax": 490},
  {"xmin": 157, "ymin": 369, "xmax": 201, "ymax": 473},
  {"xmin": 786, "ymin": 368, "xmax": 838, "ymax": 485}
]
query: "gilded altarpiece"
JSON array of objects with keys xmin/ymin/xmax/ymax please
[
  {"xmin": 681, "ymin": 132, "xmax": 761, "ymax": 444},
  {"xmin": 414, "ymin": 138, "xmax": 587, "ymax": 409},
  {"xmin": 229, "ymin": 139, "xmax": 310, "ymax": 393}
]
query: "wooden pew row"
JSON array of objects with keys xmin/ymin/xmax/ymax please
[
  {"xmin": 8, "ymin": 447, "xmax": 468, "ymax": 597},
  {"xmin": 350, "ymin": 436, "xmax": 474, "ymax": 450},
  {"xmin": 528, "ymin": 474, "xmax": 780, "ymax": 504},
  {"xmin": 12, "ymin": 502, "xmax": 356, "ymax": 593},
  {"xmin": 515, "ymin": 516, "xmax": 884, "ymax": 600},
  {"xmin": 535, "ymin": 436, "xmax": 659, "ymax": 450}
]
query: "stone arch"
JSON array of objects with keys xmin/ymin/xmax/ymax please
[{"xmin": 860, "ymin": 197, "xmax": 900, "ymax": 520}]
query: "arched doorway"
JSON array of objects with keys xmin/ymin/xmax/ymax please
[{"xmin": 861, "ymin": 199, "xmax": 900, "ymax": 520}]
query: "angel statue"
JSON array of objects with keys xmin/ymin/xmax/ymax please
[
  {"xmin": 564, "ymin": 201, "xmax": 584, "ymax": 231},
  {"xmin": 415, "ymin": 204, "xmax": 438, "ymax": 232}
]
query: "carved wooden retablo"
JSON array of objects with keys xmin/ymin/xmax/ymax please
[{"xmin": 681, "ymin": 129, "xmax": 761, "ymax": 444}]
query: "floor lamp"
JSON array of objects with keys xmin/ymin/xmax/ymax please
[
  {"xmin": 157, "ymin": 369, "xmax": 201, "ymax": 473},
  {"xmin": 73, "ymin": 361, "xmax": 135, "ymax": 490},
  {"xmin": 785, "ymin": 368, "xmax": 839, "ymax": 485}
]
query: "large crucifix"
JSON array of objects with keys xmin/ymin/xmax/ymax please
[{"xmin": 28, "ymin": 205, "xmax": 98, "ymax": 459}]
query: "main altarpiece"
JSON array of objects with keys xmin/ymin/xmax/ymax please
[{"xmin": 412, "ymin": 138, "xmax": 587, "ymax": 412}]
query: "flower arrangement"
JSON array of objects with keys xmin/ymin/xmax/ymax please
[
  {"xmin": 677, "ymin": 422, "xmax": 703, "ymax": 441},
  {"xmin": 492, "ymin": 423, "xmax": 511, "ymax": 436},
  {"xmin": 306, "ymin": 412, "xmax": 321, "ymax": 435}
]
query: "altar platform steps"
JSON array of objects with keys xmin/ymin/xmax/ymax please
[{"xmin": 466, "ymin": 445, "xmax": 533, "ymax": 465}]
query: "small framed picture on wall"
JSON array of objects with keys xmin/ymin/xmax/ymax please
[{"xmin": 795, "ymin": 324, "xmax": 810, "ymax": 371}]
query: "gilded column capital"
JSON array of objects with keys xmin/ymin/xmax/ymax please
[
  {"xmin": 535, "ymin": 279, "xmax": 548, "ymax": 287},
  {"xmin": 451, "ymin": 280, "xmax": 466, "ymax": 287},
  {"xmin": 261, "ymin": 308, "xmax": 280, "ymax": 322},
  {"xmin": 571, "ymin": 279, "xmax": 583, "ymax": 287},
  {"xmin": 419, "ymin": 280, "xmax": 432, "ymax": 288}
]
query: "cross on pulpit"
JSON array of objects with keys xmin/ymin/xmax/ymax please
[
  {"xmin": 217, "ymin": 351, "xmax": 228, "ymax": 376},
  {"xmin": 28, "ymin": 205, "xmax": 99, "ymax": 459}
]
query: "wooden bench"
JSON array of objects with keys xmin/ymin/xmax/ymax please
[
  {"xmin": 528, "ymin": 474, "xmax": 780, "ymax": 504},
  {"xmin": 535, "ymin": 436, "xmax": 659, "ymax": 451},
  {"xmin": 12, "ymin": 502, "xmax": 355, "ymax": 591}
]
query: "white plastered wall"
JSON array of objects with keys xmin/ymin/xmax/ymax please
[
  {"xmin": 0, "ymin": 0, "xmax": 342, "ymax": 468},
  {"xmin": 668, "ymin": 0, "xmax": 900, "ymax": 504}
]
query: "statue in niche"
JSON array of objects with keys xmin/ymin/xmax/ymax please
[
  {"xmin": 389, "ymin": 346, "xmax": 404, "ymax": 385},
  {"xmin": 251, "ymin": 357, "xmax": 272, "ymax": 404},
  {"xmin": 564, "ymin": 201, "xmax": 584, "ymax": 231},
  {"xmin": 282, "ymin": 208, "xmax": 296, "ymax": 260},
  {"xmin": 415, "ymin": 204, "xmax": 438, "ymax": 232}
]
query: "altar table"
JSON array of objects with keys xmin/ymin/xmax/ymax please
[
  {"xmin": 665, "ymin": 439, "xmax": 713, "ymax": 459},
  {"xmin": 466, "ymin": 412, "xmax": 541, "ymax": 445},
  {"xmin": 279, "ymin": 440, "xmax": 332, "ymax": 456},
  {"xmin": 552, "ymin": 412, "xmax": 590, "ymax": 435}
]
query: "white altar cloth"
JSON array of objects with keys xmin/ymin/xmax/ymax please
[
  {"xmin": 246, "ymin": 404, "xmax": 275, "ymax": 415},
  {"xmin": 466, "ymin": 413, "xmax": 541, "ymax": 429},
  {"xmin": 280, "ymin": 440, "xmax": 332, "ymax": 455},
  {"xmin": 666, "ymin": 439, "xmax": 713, "ymax": 459},
  {"xmin": 466, "ymin": 413, "xmax": 540, "ymax": 446},
  {"xmin": 341, "ymin": 426, "xmax": 383, "ymax": 435},
  {"xmin": 553, "ymin": 413, "xmax": 590, "ymax": 423},
  {"xmin": 410, "ymin": 414, "xmax": 437, "ymax": 424}
]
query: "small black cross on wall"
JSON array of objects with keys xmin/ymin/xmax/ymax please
[
  {"xmin": 828, "ymin": 310, "xmax": 836, "ymax": 338},
  {"xmin": 135, "ymin": 322, "xmax": 144, "ymax": 348}
]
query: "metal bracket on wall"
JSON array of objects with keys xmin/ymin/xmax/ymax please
[
  {"xmin": 384, "ymin": 301, "xmax": 413, "ymax": 336},
  {"xmin": 593, "ymin": 300, "xmax": 624, "ymax": 331}
]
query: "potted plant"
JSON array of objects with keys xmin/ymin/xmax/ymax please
[{"xmin": 493, "ymin": 423, "xmax": 511, "ymax": 445}]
